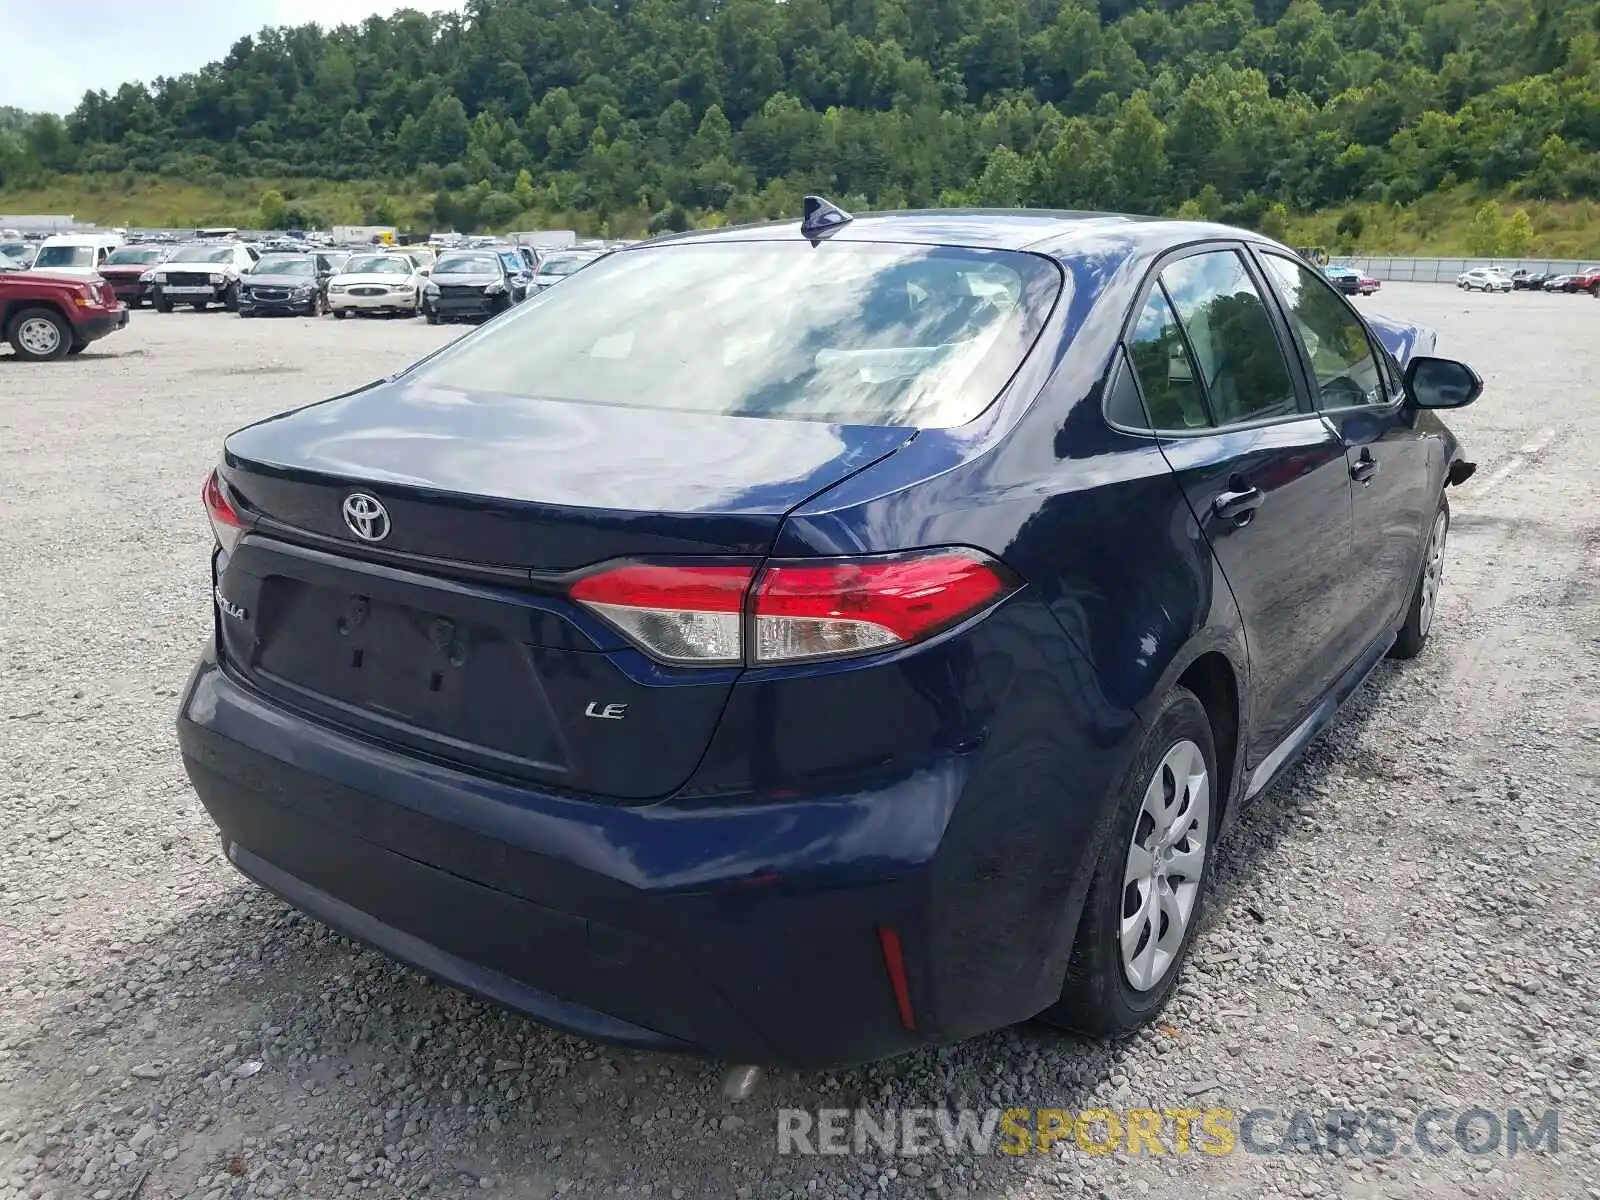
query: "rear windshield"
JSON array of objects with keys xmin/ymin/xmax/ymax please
[
  {"xmin": 405, "ymin": 242, "xmax": 1062, "ymax": 427},
  {"xmin": 34, "ymin": 245, "xmax": 95, "ymax": 269},
  {"xmin": 107, "ymin": 247, "xmax": 163, "ymax": 265}
]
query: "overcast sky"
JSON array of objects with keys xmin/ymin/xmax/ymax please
[{"xmin": 0, "ymin": 0, "xmax": 463, "ymax": 114}]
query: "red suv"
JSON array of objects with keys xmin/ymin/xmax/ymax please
[{"xmin": 0, "ymin": 270, "xmax": 129, "ymax": 361}]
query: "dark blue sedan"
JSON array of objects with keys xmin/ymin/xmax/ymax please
[{"xmin": 179, "ymin": 201, "xmax": 1481, "ymax": 1068}]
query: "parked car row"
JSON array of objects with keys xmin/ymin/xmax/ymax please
[
  {"xmin": 231, "ymin": 244, "xmax": 610, "ymax": 323},
  {"xmin": 1458, "ymin": 266, "xmax": 1600, "ymax": 294},
  {"xmin": 1508, "ymin": 266, "xmax": 1600, "ymax": 293},
  {"xmin": 1, "ymin": 229, "xmax": 614, "ymax": 360},
  {"xmin": 105, "ymin": 237, "xmax": 605, "ymax": 322},
  {"xmin": 1322, "ymin": 264, "xmax": 1380, "ymax": 295}
]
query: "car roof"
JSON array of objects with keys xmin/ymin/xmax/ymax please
[{"xmin": 635, "ymin": 208, "xmax": 1275, "ymax": 258}]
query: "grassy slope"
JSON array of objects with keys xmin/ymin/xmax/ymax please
[
  {"xmin": 0, "ymin": 176, "xmax": 389, "ymax": 230},
  {"xmin": 2, "ymin": 175, "xmax": 1596, "ymax": 256},
  {"xmin": 1286, "ymin": 190, "xmax": 1600, "ymax": 259}
]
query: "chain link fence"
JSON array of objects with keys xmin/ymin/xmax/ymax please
[{"xmin": 1330, "ymin": 255, "xmax": 1598, "ymax": 282}]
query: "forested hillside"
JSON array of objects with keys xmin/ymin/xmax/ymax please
[{"xmin": 1, "ymin": 0, "xmax": 1597, "ymax": 245}]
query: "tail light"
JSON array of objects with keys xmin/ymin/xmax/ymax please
[
  {"xmin": 569, "ymin": 563, "xmax": 749, "ymax": 665},
  {"xmin": 570, "ymin": 549, "xmax": 1016, "ymax": 667},
  {"xmin": 202, "ymin": 468, "xmax": 247, "ymax": 554}
]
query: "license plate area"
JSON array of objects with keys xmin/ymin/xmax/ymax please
[{"xmin": 252, "ymin": 577, "xmax": 566, "ymax": 772}]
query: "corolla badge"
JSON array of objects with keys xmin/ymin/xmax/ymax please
[
  {"xmin": 214, "ymin": 588, "xmax": 248, "ymax": 621},
  {"xmin": 342, "ymin": 493, "xmax": 390, "ymax": 542}
]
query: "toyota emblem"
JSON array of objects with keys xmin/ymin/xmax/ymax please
[{"xmin": 342, "ymin": 493, "xmax": 391, "ymax": 542}]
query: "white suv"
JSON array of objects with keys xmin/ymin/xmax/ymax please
[
  {"xmin": 1456, "ymin": 267, "xmax": 1512, "ymax": 293},
  {"xmin": 148, "ymin": 242, "xmax": 260, "ymax": 312}
]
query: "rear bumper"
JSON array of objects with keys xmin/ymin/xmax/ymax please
[{"xmin": 177, "ymin": 635, "xmax": 1121, "ymax": 1067}]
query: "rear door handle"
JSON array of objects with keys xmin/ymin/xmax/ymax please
[
  {"xmin": 1213, "ymin": 484, "xmax": 1264, "ymax": 523},
  {"xmin": 1351, "ymin": 451, "xmax": 1379, "ymax": 484}
]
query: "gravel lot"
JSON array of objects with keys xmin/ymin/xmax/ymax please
[{"xmin": 1, "ymin": 286, "xmax": 1596, "ymax": 1200}]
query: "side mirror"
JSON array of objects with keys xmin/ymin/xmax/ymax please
[{"xmin": 1403, "ymin": 356, "xmax": 1483, "ymax": 409}]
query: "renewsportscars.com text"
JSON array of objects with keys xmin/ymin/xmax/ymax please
[{"xmin": 776, "ymin": 1106, "xmax": 1561, "ymax": 1159}]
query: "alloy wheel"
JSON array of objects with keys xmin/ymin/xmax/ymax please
[
  {"xmin": 17, "ymin": 316, "xmax": 62, "ymax": 357},
  {"xmin": 1418, "ymin": 510, "xmax": 1448, "ymax": 638},
  {"xmin": 1121, "ymin": 739, "xmax": 1210, "ymax": 992}
]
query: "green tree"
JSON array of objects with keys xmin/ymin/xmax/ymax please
[
  {"xmin": 971, "ymin": 145, "xmax": 1032, "ymax": 206},
  {"xmin": 1466, "ymin": 200, "xmax": 1507, "ymax": 256},
  {"xmin": 1108, "ymin": 94, "xmax": 1168, "ymax": 213},
  {"xmin": 1258, "ymin": 202, "xmax": 1291, "ymax": 242},
  {"xmin": 259, "ymin": 188, "xmax": 288, "ymax": 229},
  {"xmin": 478, "ymin": 190, "xmax": 522, "ymax": 229},
  {"xmin": 513, "ymin": 168, "xmax": 536, "ymax": 210},
  {"xmin": 1335, "ymin": 210, "xmax": 1366, "ymax": 247},
  {"xmin": 1500, "ymin": 208, "xmax": 1535, "ymax": 256}
]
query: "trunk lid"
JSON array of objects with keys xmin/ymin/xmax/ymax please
[{"xmin": 214, "ymin": 378, "xmax": 912, "ymax": 800}]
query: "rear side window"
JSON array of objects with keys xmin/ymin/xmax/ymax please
[
  {"xmin": 405, "ymin": 242, "xmax": 1063, "ymax": 428},
  {"xmin": 1126, "ymin": 287, "xmax": 1210, "ymax": 430},
  {"xmin": 1259, "ymin": 253, "xmax": 1387, "ymax": 410},
  {"xmin": 1157, "ymin": 251, "xmax": 1300, "ymax": 426}
]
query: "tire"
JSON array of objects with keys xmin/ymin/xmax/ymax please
[
  {"xmin": 192, "ymin": 301, "xmax": 208, "ymax": 312},
  {"xmin": 1390, "ymin": 497, "xmax": 1449, "ymax": 660},
  {"xmin": 67, "ymin": 341, "xmax": 88, "ymax": 355},
  {"xmin": 332, "ymin": 309, "xmax": 348, "ymax": 320},
  {"xmin": 239, "ymin": 309, "xmax": 255, "ymax": 319},
  {"xmin": 154, "ymin": 296, "xmax": 173, "ymax": 314},
  {"xmin": 223, "ymin": 283, "xmax": 240, "ymax": 313},
  {"xmin": 1039, "ymin": 686, "xmax": 1218, "ymax": 1036},
  {"xmin": 425, "ymin": 309, "xmax": 440, "ymax": 325},
  {"xmin": 6, "ymin": 307, "xmax": 73, "ymax": 362}
]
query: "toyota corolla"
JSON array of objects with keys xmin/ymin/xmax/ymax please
[{"xmin": 178, "ymin": 202, "xmax": 1481, "ymax": 1068}]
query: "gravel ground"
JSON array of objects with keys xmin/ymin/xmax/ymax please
[{"xmin": 0, "ymin": 287, "xmax": 1596, "ymax": 1200}]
